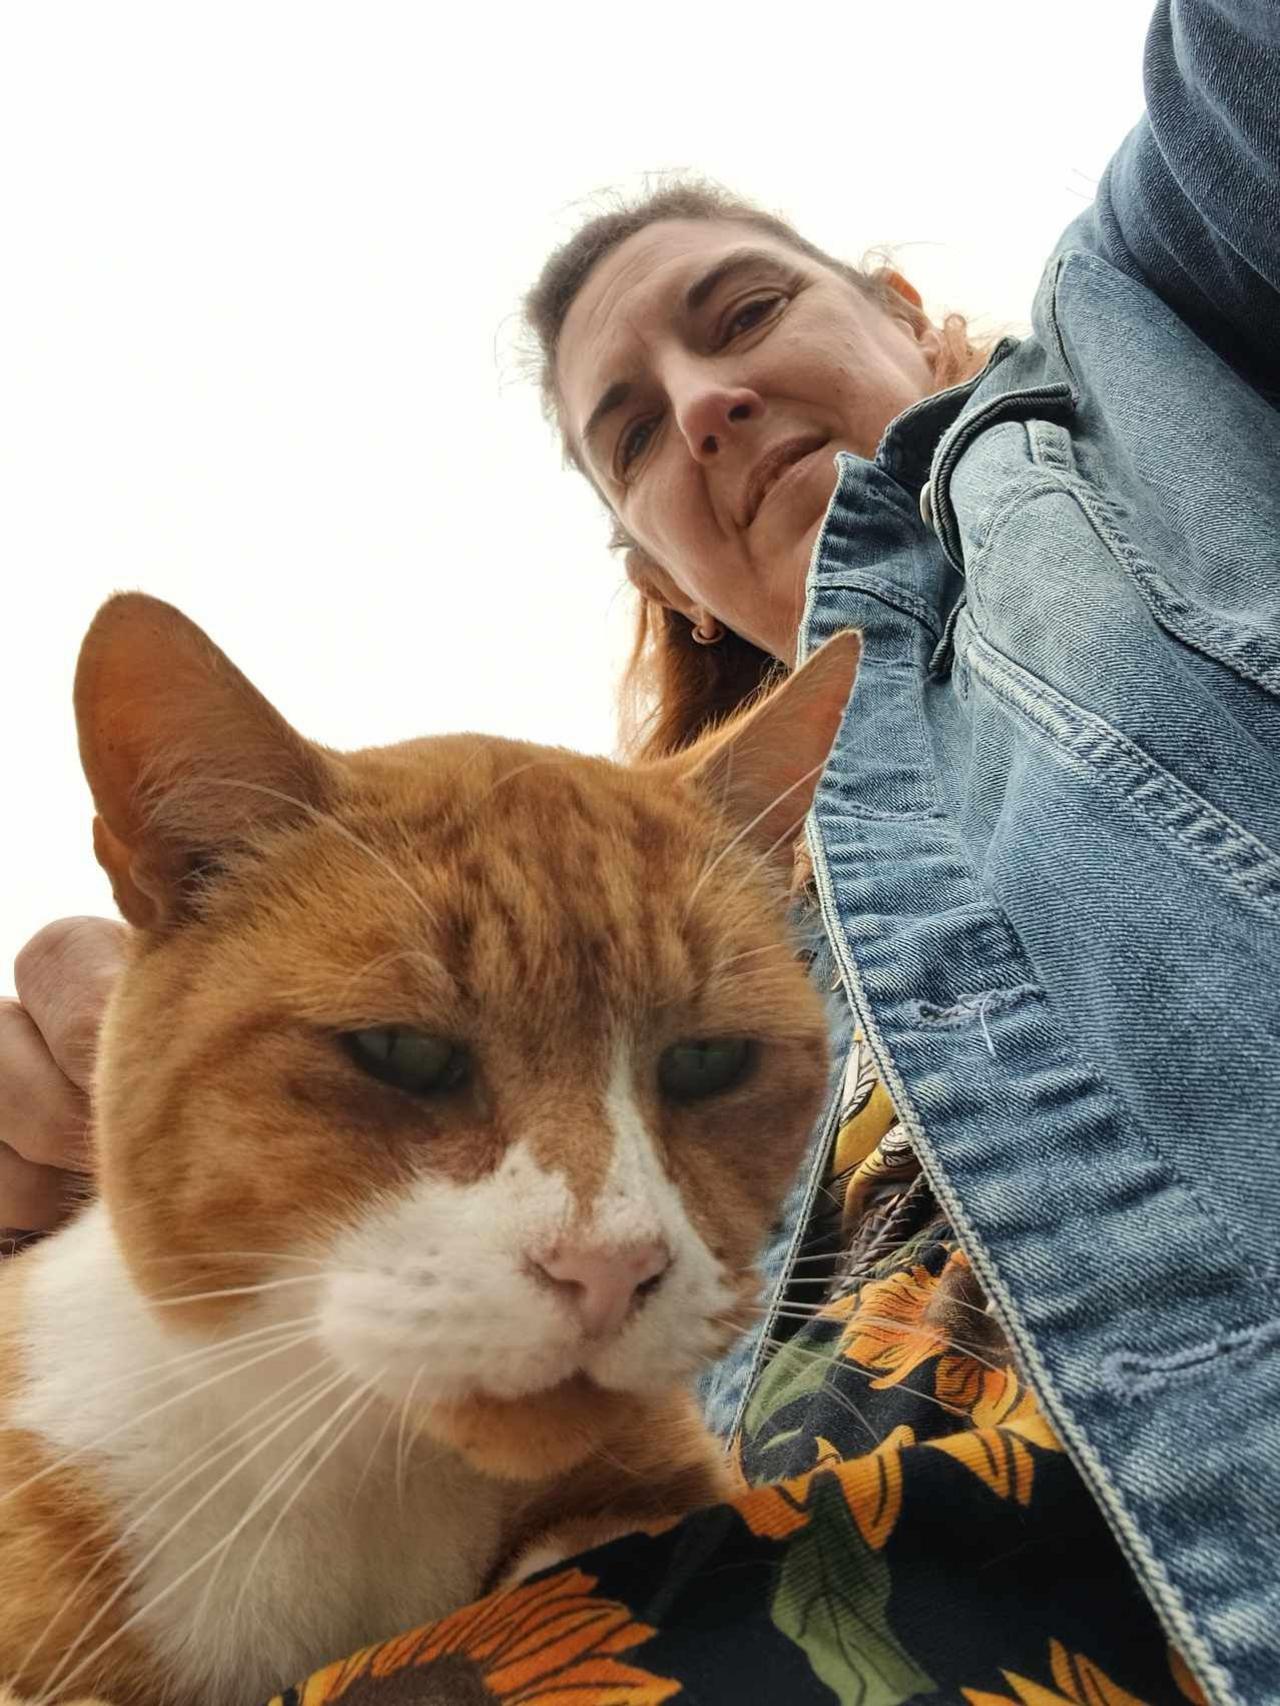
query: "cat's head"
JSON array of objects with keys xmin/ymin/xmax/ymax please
[{"xmin": 76, "ymin": 594, "xmax": 859, "ymax": 1478}]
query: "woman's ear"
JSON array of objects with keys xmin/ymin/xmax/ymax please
[
  {"xmin": 879, "ymin": 269, "xmax": 943, "ymax": 367},
  {"xmin": 882, "ymin": 269, "xmax": 924, "ymax": 312}
]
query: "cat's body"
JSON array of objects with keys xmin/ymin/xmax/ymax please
[{"xmin": 0, "ymin": 597, "xmax": 859, "ymax": 1705}]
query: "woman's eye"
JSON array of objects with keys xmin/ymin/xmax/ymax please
[
  {"xmin": 658, "ymin": 1038, "xmax": 755, "ymax": 1102},
  {"xmin": 721, "ymin": 294, "xmax": 785, "ymax": 345},
  {"xmin": 341, "ymin": 1027, "xmax": 470, "ymax": 1096},
  {"xmin": 619, "ymin": 415, "xmax": 659, "ymax": 474}
]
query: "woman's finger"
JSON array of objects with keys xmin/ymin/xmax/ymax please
[
  {"xmin": 0, "ymin": 999, "xmax": 92, "ymax": 1173},
  {"xmin": 0, "ymin": 1140, "xmax": 84, "ymax": 1234},
  {"xmin": 13, "ymin": 916, "xmax": 127, "ymax": 1093}
]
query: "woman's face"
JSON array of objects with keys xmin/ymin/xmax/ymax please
[{"xmin": 556, "ymin": 219, "xmax": 942, "ymax": 663}]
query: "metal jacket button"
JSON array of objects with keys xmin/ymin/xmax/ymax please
[{"xmin": 918, "ymin": 479, "xmax": 935, "ymax": 531}]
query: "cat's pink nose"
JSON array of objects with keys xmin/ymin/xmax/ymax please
[{"xmin": 533, "ymin": 1239, "xmax": 671, "ymax": 1338}]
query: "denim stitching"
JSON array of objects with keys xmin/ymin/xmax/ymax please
[
  {"xmin": 815, "ymin": 576, "xmax": 941, "ymax": 638},
  {"xmin": 962, "ymin": 471, "xmax": 1070, "ymax": 625},
  {"xmin": 1071, "ymin": 481, "xmax": 1280, "ymax": 702},
  {"xmin": 1104, "ymin": 1315, "xmax": 1280, "ymax": 1399},
  {"xmin": 968, "ymin": 442, "xmax": 1280, "ymax": 705},
  {"xmin": 966, "ymin": 628, "xmax": 1280, "ymax": 918}
]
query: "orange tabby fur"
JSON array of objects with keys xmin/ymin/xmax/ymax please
[{"xmin": 0, "ymin": 595, "xmax": 859, "ymax": 1704}]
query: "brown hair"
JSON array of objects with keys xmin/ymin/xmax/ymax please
[{"xmin": 524, "ymin": 179, "xmax": 983, "ymax": 759}]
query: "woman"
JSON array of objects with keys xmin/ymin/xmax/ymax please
[
  {"xmin": 525, "ymin": 0, "xmax": 1280, "ymax": 1690},
  {"xmin": 4, "ymin": 1, "xmax": 1277, "ymax": 1700}
]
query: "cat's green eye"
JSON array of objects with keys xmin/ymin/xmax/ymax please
[
  {"xmin": 658, "ymin": 1038, "xmax": 754, "ymax": 1102},
  {"xmin": 342, "ymin": 1027, "xmax": 470, "ymax": 1096}
]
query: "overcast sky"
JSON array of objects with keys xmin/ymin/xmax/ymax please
[{"xmin": 0, "ymin": 0, "xmax": 1154, "ymax": 967}]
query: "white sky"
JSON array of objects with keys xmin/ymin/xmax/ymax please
[{"xmin": 0, "ymin": 0, "xmax": 1153, "ymax": 969}]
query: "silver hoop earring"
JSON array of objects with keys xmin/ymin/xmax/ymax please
[{"xmin": 691, "ymin": 617, "xmax": 725, "ymax": 646}]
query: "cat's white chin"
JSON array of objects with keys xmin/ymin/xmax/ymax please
[
  {"xmin": 323, "ymin": 1316, "xmax": 710, "ymax": 1409},
  {"xmin": 320, "ymin": 1311, "xmax": 580, "ymax": 1407}
]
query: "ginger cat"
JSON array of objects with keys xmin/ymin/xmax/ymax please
[{"xmin": 0, "ymin": 595, "xmax": 860, "ymax": 1706}]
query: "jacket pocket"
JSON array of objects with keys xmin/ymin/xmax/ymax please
[
  {"xmin": 962, "ymin": 618, "xmax": 1280, "ymax": 921},
  {"xmin": 1041, "ymin": 247, "xmax": 1280, "ymax": 704}
]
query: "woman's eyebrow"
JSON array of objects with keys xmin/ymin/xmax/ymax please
[{"xmin": 684, "ymin": 247, "xmax": 784, "ymax": 312}]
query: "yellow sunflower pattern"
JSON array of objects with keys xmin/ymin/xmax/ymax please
[
  {"xmin": 962, "ymin": 1638, "xmax": 1159, "ymax": 1706},
  {"xmin": 824, "ymin": 1262, "xmax": 956, "ymax": 1388},
  {"xmin": 799, "ymin": 1243, "xmax": 1064, "ymax": 1509},
  {"xmin": 287, "ymin": 1568, "xmax": 680, "ymax": 1706},
  {"xmin": 735, "ymin": 1423, "xmax": 917, "ymax": 1551},
  {"xmin": 927, "ymin": 1362, "xmax": 1062, "ymax": 1505}
]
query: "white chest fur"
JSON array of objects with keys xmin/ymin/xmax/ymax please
[{"xmin": 11, "ymin": 1207, "xmax": 509, "ymax": 1706}]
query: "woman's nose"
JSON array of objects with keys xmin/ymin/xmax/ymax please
[{"xmin": 674, "ymin": 382, "xmax": 761, "ymax": 463}]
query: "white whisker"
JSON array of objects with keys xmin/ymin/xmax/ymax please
[
  {"xmin": 474, "ymin": 756, "xmax": 570, "ymax": 807},
  {"xmin": 350, "ymin": 1382, "xmax": 399, "ymax": 1510},
  {"xmin": 0, "ymin": 1317, "xmax": 317, "ymax": 1517},
  {"xmin": 758, "ymin": 1334, "xmax": 984, "ymax": 1420},
  {"xmin": 289, "ymin": 945, "xmax": 453, "ymax": 1016},
  {"xmin": 225, "ymin": 1382, "xmax": 382, "ymax": 1628},
  {"xmin": 757, "ymin": 1336, "xmax": 879, "ymax": 1444},
  {"xmin": 149, "ymin": 1274, "xmax": 323, "ymax": 1309},
  {"xmin": 395, "ymin": 1366, "xmax": 425, "ymax": 1515},
  {"xmin": 132, "ymin": 1249, "xmax": 327, "ymax": 1269},
  {"xmin": 17, "ymin": 1346, "xmax": 327, "ymax": 1681},
  {"xmin": 45, "ymin": 1363, "xmax": 353, "ymax": 1699},
  {"xmin": 189, "ymin": 1366, "xmax": 357, "ymax": 1630},
  {"xmin": 816, "ymin": 1311, "xmax": 1010, "ymax": 1378}
]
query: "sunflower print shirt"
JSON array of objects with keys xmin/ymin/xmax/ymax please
[{"xmin": 274, "ymin": 1034, "xmax": 1206, "ymax": 1706}]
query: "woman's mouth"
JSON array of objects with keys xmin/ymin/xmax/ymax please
[{"xmin": 742, "ymin": 436, "xmax": 830, "ymax": 528}]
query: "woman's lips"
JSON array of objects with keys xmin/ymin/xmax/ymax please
[{"xmin": 743, "ymin": 436, "xmax": 830, "ymax": 528}]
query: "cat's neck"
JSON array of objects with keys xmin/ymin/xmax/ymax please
[{"xmin": 9, "ymin": 1203, "xmax": 512, "ymax": 1706}]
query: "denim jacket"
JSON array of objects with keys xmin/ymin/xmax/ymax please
[{"xmin": 797, "ymin": 3, "xmax": 1280, "ymax": 1701}]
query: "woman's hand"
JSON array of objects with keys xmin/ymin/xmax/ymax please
[{"xmin": 0, "ymin": 917, "xmax": 126, "ymax": 1242}]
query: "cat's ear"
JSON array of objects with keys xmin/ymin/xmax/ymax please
[
  {"xmin": 75, "ymin": 593, "xmax": 334, "ymax": 930},
  {"xmin": 672, "ymin": 630, "xmax": 862, "ymax": 865}
]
